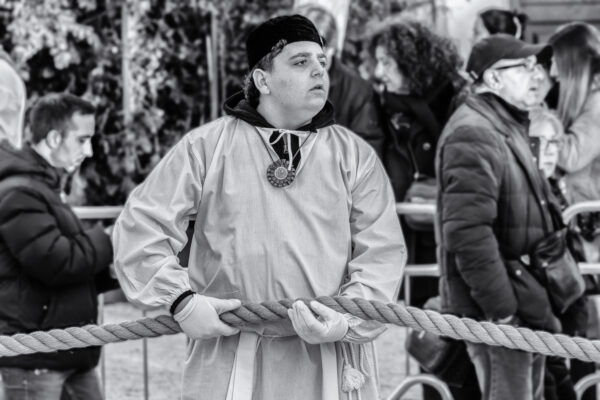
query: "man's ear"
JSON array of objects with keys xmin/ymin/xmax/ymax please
[
  {"xmin": 482, "ymin": 69, "xmax": 502, "ymax": 91},
  {"xmin": 45, "ymin": 130, "xmax": 63, "ymax": 149},
  {"xmin": 252, "ymin": 69, "xmax": 270, "ymax": 95}
]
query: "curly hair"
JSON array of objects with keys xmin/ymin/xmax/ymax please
[{"xmin": 369, "ymin": 20, "xmax": 464, "ymax": 97}]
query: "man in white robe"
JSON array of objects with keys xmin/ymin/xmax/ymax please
[{"xmin": 113, "ymin": 14, "xmax": 406, "ymax": 400}]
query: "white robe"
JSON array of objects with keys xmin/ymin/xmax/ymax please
[{"xmin": 113, "ymin": 115, "xmax": 406, "ymax": 399}]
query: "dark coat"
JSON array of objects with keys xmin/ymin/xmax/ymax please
[
  {"xmin": 436, "ymin": 92, "xmax": 561, "ymax": 332},
  {"xmin": 380, "ymin": 80, "xmax": 462, "ymax": 201},
  {"xmin": 0, "ymin": 142, "xmax": 114, "ymax": 370},
  {"xmin": 328, "ymin": 58, "xmax": 385, "ymax": 158}
]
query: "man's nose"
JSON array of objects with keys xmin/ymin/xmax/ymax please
[
  {"xmin": 312, "ymin": 61, "xmax": 325, "ymax": 77},
  {"xmin": 532, "ymin": 65, "xmax": 545, "ymax": 81}
]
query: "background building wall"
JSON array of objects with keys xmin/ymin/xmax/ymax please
[
  {"xmin": 441, "ymin": 0, "xmax": 511, "ymax": 62},
  {"xmin": 512, "ymin": 0, "xmax": 600, "ymax": 42}
]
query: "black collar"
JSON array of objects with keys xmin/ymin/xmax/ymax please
[{"xmin": 480, "ymin": 92, "xmax": 530, "ymax": 125}]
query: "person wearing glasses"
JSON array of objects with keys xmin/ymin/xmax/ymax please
[{"xmin": 436, "ymin": 34, "xmax": 560, "ymax": 400}]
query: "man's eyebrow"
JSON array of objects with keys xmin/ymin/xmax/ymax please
[{"xmin": 289, "ymin": 52, "xmax": 326, "ymax": 60}]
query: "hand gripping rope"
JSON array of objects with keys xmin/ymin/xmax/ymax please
[{"xmin": 1, "ymin": 296, "xmax": 599, "ymax": 362}]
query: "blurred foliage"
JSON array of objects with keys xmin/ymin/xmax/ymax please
[{"xmin": 0, "ymin": 0, "xmax": 432, "ymax": 205}]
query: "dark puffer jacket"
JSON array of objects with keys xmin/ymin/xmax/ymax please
[
  {"xmin": 436, "ymin": 92, "xmax": 561, "ymax": 332},
  {"xmin": 0, "ymin": 141, "xmax": 114, "ymax": 370}
]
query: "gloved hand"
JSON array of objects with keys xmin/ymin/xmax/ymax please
[
  {"xmin": 287, "ymin": 300, "xmax": 348, "ymax": 344},
  {"xmin": 173, "ymin": 294, "xmax": 241, "ymax": 340}
]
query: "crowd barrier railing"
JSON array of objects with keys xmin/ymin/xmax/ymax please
[
  {"xmin": 75, "ymin": 201, "xmax": 600, "ymax": 400},
  {"xmin": 75, "ymin": 207, "xmax": 124, "ymax": 400}
]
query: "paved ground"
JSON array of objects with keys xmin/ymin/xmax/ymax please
[{"xmin": 102, "ymin": 302, "xmax": 423, "ymax": 400}]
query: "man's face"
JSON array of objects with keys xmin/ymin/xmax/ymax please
[
  {"xmin": 51, "ymin": 113, "xmax": 95, "ymax": 172},
  {"xmin": 264, "ymin": 41, "xmax": 329, "ymax": 118},
  {"xmin": 489, "ymin": 55, "xmax": 546, "ymax": 109}
]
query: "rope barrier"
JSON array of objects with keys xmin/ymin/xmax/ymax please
[{"xmin": 2, "ymin": 296, "xmax": 600, "ymax": 363}]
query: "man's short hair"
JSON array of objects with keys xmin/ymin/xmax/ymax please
[
  {"xmin": 29, "ymin": 93, "xmax": 95, "ymax": 144},
  {"xmin": 243, "ymin": 39, "xmax": 287, "ymax": 108}
]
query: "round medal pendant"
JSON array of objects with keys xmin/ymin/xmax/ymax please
[{"xmin": 266, "ymin": 159, "xmax": 296, "ymax": 188}]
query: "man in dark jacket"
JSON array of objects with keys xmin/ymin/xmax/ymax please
[
  {"xmin": 297, "ymin": 5, "xmax": 385, "ymax": 158},
  {"xmin": 436, "ymin": 35, "xmax": 557, "ymax": 400},
  {"xmin": 0, "ymin": 93, "xmax": 114, "ymax": 400}
]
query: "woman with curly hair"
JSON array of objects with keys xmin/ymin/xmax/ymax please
[
  {"xmin": 370, "ymin": 19, "xmax": 465, "ymax": 202},
  {"xmin": 369, "ymin": 20, "xmax": 480, "ymax": 400}
]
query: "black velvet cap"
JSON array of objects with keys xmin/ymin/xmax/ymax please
[
  {"xmin": 246, "ymin": 14, "xmax": 324, "ymax": 70},
  {"xmin": 466, "ymin": 34, "xmax": 553, "ymax": 81}
]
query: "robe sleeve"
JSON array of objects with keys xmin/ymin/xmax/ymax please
[
  {"xmin": 112, "ymin": 136, "xmax": 204, "ymax": 308},
  {"xmin": 340, "ymin": 150, "xmax": 406, "ymax": 304}
]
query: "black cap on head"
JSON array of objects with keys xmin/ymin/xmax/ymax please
[
  {"xmin": 246, "ymin": 14, "xmax": 324, "ymax": 70},
  {"xmin": 466, "ymin": 34, "xmax": 553, "ymax": 81}
]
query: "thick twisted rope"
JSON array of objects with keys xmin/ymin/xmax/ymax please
[{"xmin": 1, "ymin": 296, "xmax": 599, "ymax": 363}]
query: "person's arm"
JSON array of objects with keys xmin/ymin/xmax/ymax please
[
  {"xmin": 438, "ymin": 126, "xmax": 517, "ymax": 319},
  {"xmin": 341, "ymin": 150, "xmax": 406, "ymax": 303},
  {"xmin": 330, "ymin": 150, "xmax": 406, "ymax": 342},
  {"xmin": 112, "ymin": 135, "xmax": 203, "ymax": 308},
  {"xmin": 0, "ymin": 190, "xmax": 112, "ymax": 286},
  {"xmin": 558, "ymin": 92, "xmax": 600, "ymax": 173},
  {"xmin": 289, "ymin": 148, "xmax": 405, "ymax": 345}
]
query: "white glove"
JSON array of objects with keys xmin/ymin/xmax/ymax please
[
  {"xmin": 287, "ymin": 301, "xmax": 348, "ymax": 344},
  {"xmin": 173, "ymin": 294, "xmax": 241, "ymax": 340}
]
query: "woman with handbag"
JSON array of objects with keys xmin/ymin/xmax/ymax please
[{"xmin": 368, "ymin": 20, "xmax": 479, "ymax": 400}]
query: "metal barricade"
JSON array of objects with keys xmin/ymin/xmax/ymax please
[
  {"xmin": 563, "ymin": 201, "xmax": 600, "ymax": 225},
  {"xmin": 74, "ymin": 207, "xmax": 129, "ymax": 400},
  {"xmin": 393, "ymin": 203, "xmax": 449, "ymax": 399},
  {"xmin": 386, "ymin": 374, "xmax": 453, "ymax": 400},
  {"xmin": 575, "ymin": 372, "xmax": 600, "ymax": 400},
  {"xmin": 563, "ymin": 200, "xmax": 600, "ymax": 400}
]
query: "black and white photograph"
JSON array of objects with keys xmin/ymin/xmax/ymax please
[{"xmin": 0, "ymin": 0, "xmax": 600, "ymax": 399}]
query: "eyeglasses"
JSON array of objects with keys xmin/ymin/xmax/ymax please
[
  {"xmin": 543, "ymin": 139, "xmax": 560, "ymax": 150},
  {"xmin": 531, "ymin": 136, "xmax": 560, "ymax": 153},
  {"xmin": 493, "ymin": 58, "xmax": 538, "ymax": 73}
]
